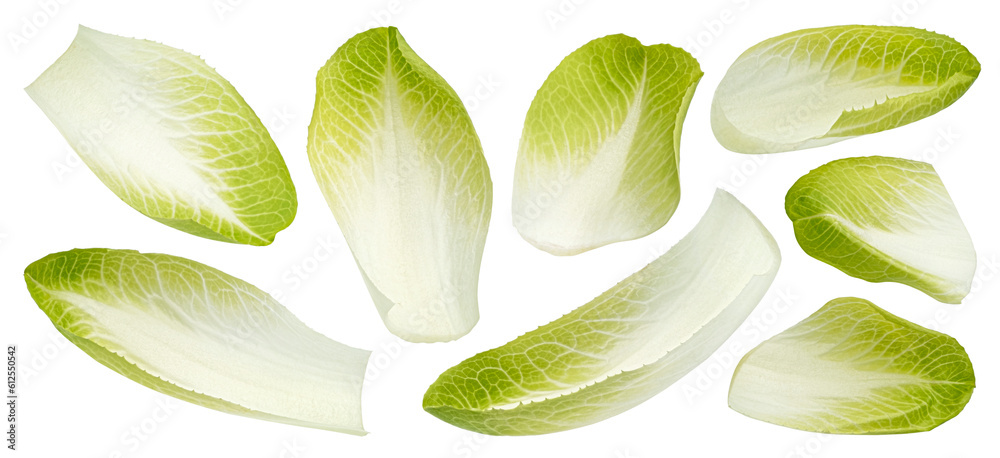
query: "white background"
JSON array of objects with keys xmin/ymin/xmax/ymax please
[{"xmin": 1, "ymin": 0, "xmax": 997, "ymax": 456}]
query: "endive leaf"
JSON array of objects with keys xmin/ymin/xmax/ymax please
[
  {"xmin": 513, "ymin": 34, "xmax": 702, "ymax": 255},
  {"xmin": 729, "ymin": 297, "xmax": 975, "ymax": 434},
  {"xmin": 711, "ymin": 25, "xmax": 980, "ymax": 153},
  {"xmin": 308, "ymin": 27, "xmax": 492, "ymax": 343},
  {"xmin": 423, "ymin": 190, "xmax": 780, "ymax": 435},
  {"xmin": 25, "ymin": 26, "xmax": 297, "ymax": 245},
  {"xmin": 24, "ymin": 249, "xmax": 370, "ymax": 435},
  {"xmin": 786, "ymin": 156, "xmax": 975, "ymax": 303}
]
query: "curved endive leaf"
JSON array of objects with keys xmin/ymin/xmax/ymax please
[
  {"xmin": 423, "ymin": 190, "xmax": 779, "ymax": 435},
  {"xmin": 513, "ymin": 34, "xmax": 702, "ymax": 255},
  {"xmin": 786, "ymin": 156, "xmax": 975, "ymax": 303},
  {"xmin": 24, "ymin": 249, "xmax": 370, "ymax": 435},
  {"xmin": 712, "ymin": 25, "xmax": 980, "ymax": 153},
  {"xmin": 729, "ymin": 297, "xmax": 975, "ymax": 434},
  {"xmin": 308, "ymin": 27, "xmax": 492, "ymax": 343},
  {"xmin": 25, "ymin": 26, "xmax": 296, "ymax": 245}
]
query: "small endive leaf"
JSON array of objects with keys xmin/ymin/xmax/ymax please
[
  {"xmin": 26, "ymin": 26, "xmax": 297, "ymax": 245},
  {"xmin": 423, "ymin": 190, "xmax": 779, "ymax": 435},
  {"xmin": 308, "ymin": 27, "xmax": 492, "ymax": 343},
  {"xmin": 24, "ymin": 249, "xmax": 370, "ymax": 434},
  {"xmin": 513, "ymin": 34, "xmax": 702, "ymax": 255},
  {"xmin": 712, "ymin": 25, "xmax": 980, "ymax": 153},
  {"xmin": 786, "ymin": 156, "xmax": 975, "ymax": 303},
  {"xmin": 729, "ymin": 297, "xmax": 975, "ymax": 434}
]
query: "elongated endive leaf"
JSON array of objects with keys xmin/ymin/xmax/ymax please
[
  {"xmin": 24, "ymin": 249, "xmax": 370, "ymax": 434},
  {"xmin": 308, "ymin": 27, "xmax": 492, "ymax": 343},
  {"xmin": 423, "ymin": 190, "xmax": 780, "ymax": 435},
  {"xmin": 712, "ymin": 26, "xmax": 980, "ymax": 153},
  {"xmin": 729, "ymin": 297, "xmax": 975, "ymax": 434},
  {"xmin": 26, "ymin": 26, "xmax": 296, "ymax": 245},
  {"xmin": 786, "ymin": 156, "xmax": 975, "ymax": 303},
  {"xmin": 513, "ymin": 34, "xmax": 702, "ymax": 255}
]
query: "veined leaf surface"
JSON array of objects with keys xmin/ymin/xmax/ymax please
[
  {"xmin": 423, "ymin": 190, "xmax": 779, "ymax": 435},
  {"xmin": 26, "ymin": 26, "xmax": 296, "ymax": 245},
  {"xmin": 308, "ymin": 27, "xmax": 493, "ymax": 343},
  {"xmin": 711, "ymin": 26, "xmax": 980, "ymax": 153},
  {"xmin": 24, "ymin": 249, "xmax": 370, "ymax": 434},
  {"xmin": 729, "ymin": 297, "xmax": 975, "ymax": 434},
  {"xmin": 786, "ymin": 156, "xmax": 975, "ymax": 303},
  {"xmin": 513, "ymin": 34, "xmax": 702, "ymax": 255}
]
